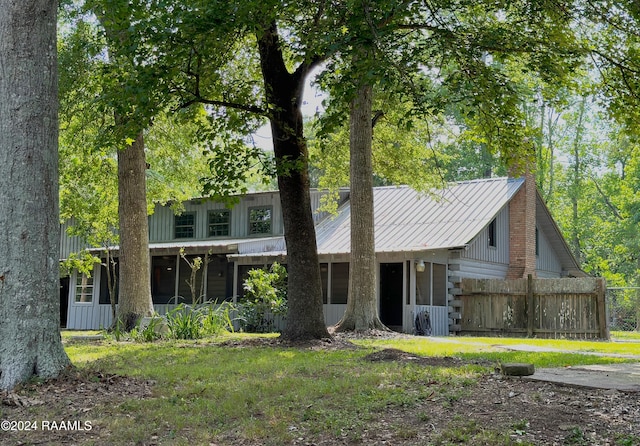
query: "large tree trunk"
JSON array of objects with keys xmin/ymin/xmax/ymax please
[
  {"xmin": 116, "ymin": 132, "xmax": 154, "ymax": 329},
  {"xmin": 334, "ymin": 84, "xmax": 387, "ymax": 332},
  {"xmin": 92, "ymin": 10, "xmax": 154, "ymax": 330},
  {"xmin": 257, "ymin": 23, "xmax": 329, "ymax": 340},
  {"xmin": 0, "ymin": 0, "xmax": 71, "ymax": 390}
]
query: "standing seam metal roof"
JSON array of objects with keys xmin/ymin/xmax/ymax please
[{"xmin": 314, "ymin": 177, "xmax": 524, "ymax": 254}]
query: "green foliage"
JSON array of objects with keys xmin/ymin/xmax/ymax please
[
  {"xmin": 104, "ymin": 318, "xmax": 126, "ymax": 342},
  {"xmin": 166, "ymin": 304, "xmax": 206, "ymax": 340},
  {"xmin": 564, "ymin": 427, "xmax": 588, "ymax": 445},
  {"xmin": 239, "ymin": 263, "xmax": 288, "ymax": 333},
  {"xmin": 201, "ymin": 302, "xmax": 236, "ymax": 336},
  {"xmin": 130, "ymin": 317, "xmax": 166, "ymax": 343},
  {"xmin": 615, "ymin": 433, "xmax": 640, "ymax": 446},
  {"xmin": 60, "ymin": 250, "xmax": 101, "ymax": 278},
  {"xmin": 166, "ymin": 303, "xmax": 237, "ymax": 340}
]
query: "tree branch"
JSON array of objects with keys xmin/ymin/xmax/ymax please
[
  {"xmin": 590, "ymin": 175, "xmax": 623, "ymax": 221},
  {"xmin": 176, "ymin": 96, "xmax": 267, "ymax": 116}
]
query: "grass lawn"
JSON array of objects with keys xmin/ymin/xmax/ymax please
[
  {"xmin": 353, "ymin": 333, "xmax": 640, "ymax": 367},
  {"xmin": 4, "ymin": 332, "xmax": 639, "ymax": 445}
]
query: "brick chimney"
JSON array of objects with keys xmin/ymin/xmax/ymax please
[{"xmin": 506, "ymin": 172, "xmax": 537, "ymax": 279}]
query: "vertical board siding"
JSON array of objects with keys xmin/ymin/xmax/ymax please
[
  {"xmin": 150, "ymin": 193, "xmax": 284, "ymax": 242},
  {"xmin": 59, "ymin": 220, "xmax": 89, "ymax": 260},
  {"xmin": 536, "ymin": 228, "xmax": 562, "ymax": 276},
  {"xmin": 462, "ymin": 207, "xmax": 509, "ymax": 264},
  {"xmin": 414, "ymin": 305, "xmax": 449, "ymax": 336},
  {"xmin": 72, "ymin": 190, "xmax": 346, "ymax": 248},
  {"xmin": 323, "ymin": 304, "xmax": 347, "ymax": 326},
  {"xmin": 458, "ymin": 277, "xmax": 607, "ymax": 339}
]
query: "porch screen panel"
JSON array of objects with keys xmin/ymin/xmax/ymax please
[
  {"xmin": 432, "ymin": 263, "xmax": 447, "ymax": 306},
  {"xmin": 320, "ymin": 263, "xmax": 328, "ymax": 304},
  {"xmin": 207, "ymin": 255, "xmax": 231, "ymax": 302},
  {"xmin": 330, "ymin": 263, "xmax": 349, "ymax": 304},
  {"xmin": 178, "ymin": 255, "xmax": 205, "ymax": 304},
  {"xmin": 152, "ymin": 256, "xmax": 177, "ymax": 304},
  {"xmin": 416, "ymin": 262, "xmax": 431, "ymax": 305},
  {"xmin": 406, "ymin": 261, "xmax": 411, "ymax": 305}
]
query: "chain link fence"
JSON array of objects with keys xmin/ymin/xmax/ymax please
[{"xmin": 607, "ymin": 287, "xmax": 640, "ymax": 332}]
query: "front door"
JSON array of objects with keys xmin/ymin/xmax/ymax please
[{"xmin": 379, "ymin": 263, "xmax": 404, "ymax": 329}]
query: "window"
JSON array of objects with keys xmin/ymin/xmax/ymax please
[
  {"xmin": 208, "ymin": 210, "xmax": 230, "ymax": 237},
  {"xmin": 330, "ymin": 263, "xmax": 349, "ymax": 304},
  {"xmin": 248, "ymin": 206, "xmax": 272, "ymax": 235},
  {"xmin": 75, "ymin": 273, "xmax": 93, "ymax": 303},
  {"xmin": 488, "ymin": 218, "xmax": 497, "ymax": 247},
  {"xmin": 432, "ymin": 263, "xmax": 447, "ymax": 306},
  {"xmin": 175, "ymin": 212, "xmax": 196, "ymax": 238},
  {"xmin": 535, "ymin": 227, "xmax": 539, "ymax": 256},
  {"xmin": 416, "ymin": 262, "xmax": 431, "ymax": 305}
]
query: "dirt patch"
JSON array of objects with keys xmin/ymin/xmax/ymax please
[
  {"xmin": 299, "ymin": 373, "xmax": 640, "ymax": 446},
  {"xmin": 363, "ymin": 347, "xmax": 493, "ymax": 368},
  {"xmin": 0, "ymin": 367, "xmax": 154, "ymax": 446}
]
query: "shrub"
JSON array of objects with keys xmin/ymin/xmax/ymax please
[{"xmin": 239, "ymin": 262, "xmax": 287, "ymax": 333}]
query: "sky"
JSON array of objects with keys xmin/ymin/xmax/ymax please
[{"xmin": 251, "ymin": 69, "xmax": 326, "ymax": 151}]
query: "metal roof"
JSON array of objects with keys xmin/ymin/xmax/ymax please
[
  {"xmin": 88, "ymin": 236, "xmax": 285, "ymax": 256},
  {"xmin": 314, "ymin": 177, "xmax": 523, "ymax": 254}
]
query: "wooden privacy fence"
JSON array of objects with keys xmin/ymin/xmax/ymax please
[{"xmin": 458, "ymin": 276, "xmax": 608, "ymax": 339}]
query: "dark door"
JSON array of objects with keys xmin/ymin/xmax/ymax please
[{"xmin": 379, "ymin": 263, "xmax": 404, "ymax": 329}]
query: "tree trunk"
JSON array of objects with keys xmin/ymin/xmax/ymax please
[
  {"xmin": 115, "ymin": 132, "xmax": 154, "ymax": 329},
  {"xmin": 257, "ymin": 22, "xmax": 328, "ymax": 340},
  {"xmin": 570, "ymin": 98, "xmax": 586, "ymax": 265},
  {"xmin": 334, "ymin": 84, "xmax": 387, "ymax": 332},
  {"xmin": 0, "ymin": 0, "xmax": 71, "ymax": 390}
]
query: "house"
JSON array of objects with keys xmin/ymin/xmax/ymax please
[{"xmin": 60, "ymin": 175, "xmax": 584, "ymax": 334}]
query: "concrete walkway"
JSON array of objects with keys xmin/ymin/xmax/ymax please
[
  {"xmin": 495, "ymin": 343, "xmax": 640, "ymax": 392},
  {"xmin": 526, "ymin": 363, "xmax": 640, "ymax": 392},
  {"xmin": 428, "ymin": 337, "xmax": 640, "ymax": 391},
  {"xmin": 494, "ymin": 343, "xmax": 640, "ymax": 360}
]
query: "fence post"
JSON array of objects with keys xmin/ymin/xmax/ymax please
[
  {"xmin": 596, "ymin": 278, "xmax": 609, "ymax": 340},
  {"xmin": 527, "ymin": 274, "xmax": 534, "ymax": 337}
]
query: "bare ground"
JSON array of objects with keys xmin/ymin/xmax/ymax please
[{"xmin": 1, "ymin": 333, "xmax": 639, "ymax": 445}]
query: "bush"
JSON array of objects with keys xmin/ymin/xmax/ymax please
[{"xmin": 239, "ymin": 262, "xmax": 287, "ymax": 333}]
